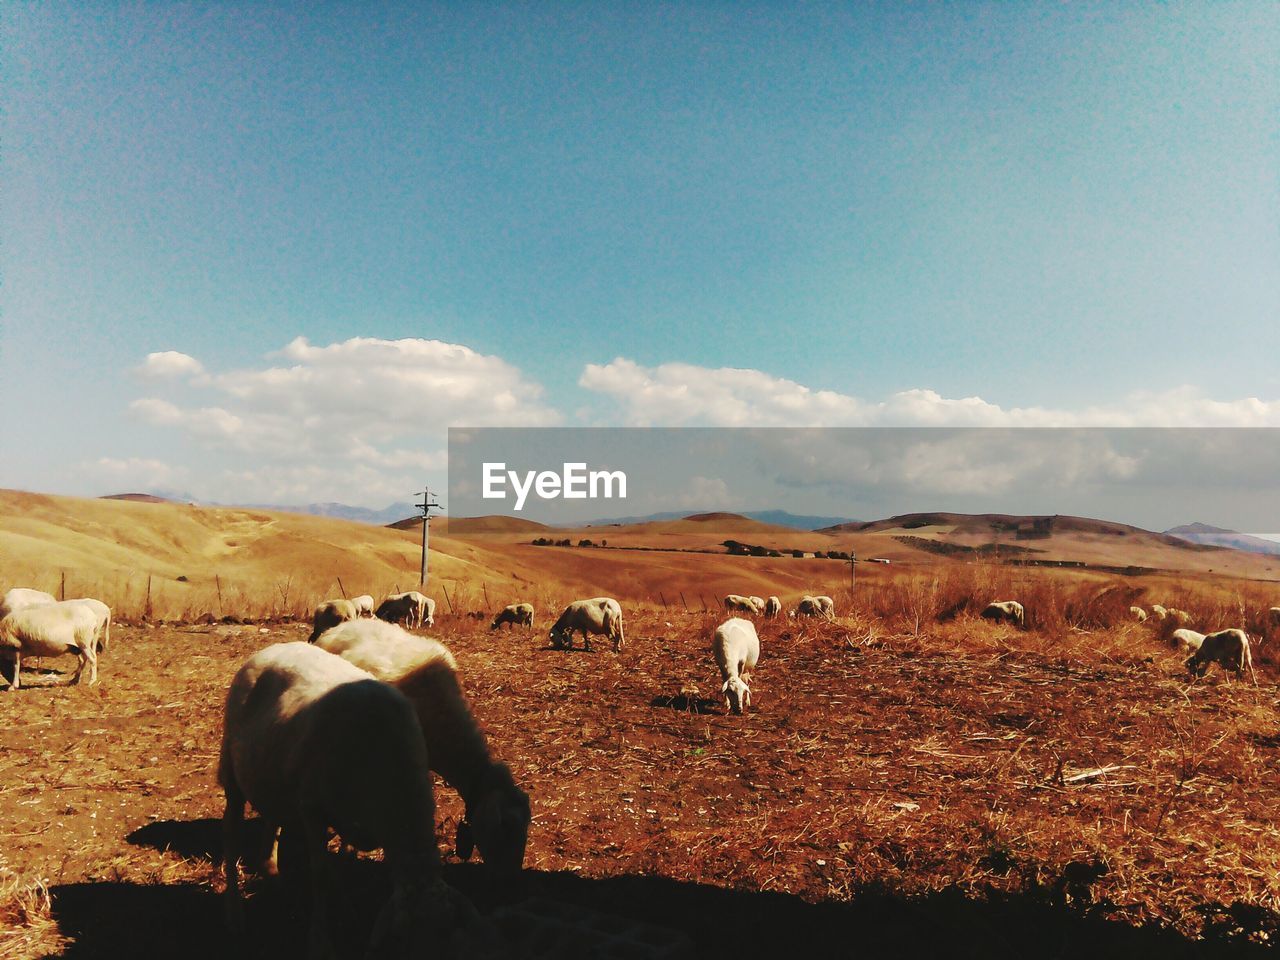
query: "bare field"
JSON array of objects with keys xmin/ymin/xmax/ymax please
[{"xmin": 4, "ymin": 610, "xmax": 1280, "ymax": 959}]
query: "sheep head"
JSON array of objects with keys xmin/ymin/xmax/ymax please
[
  {"xmin": 722, "ymin": 677, "xmax": 751, "ymax": 715},
  {"xmin": 456, "ymin": 763, "xmax": 531, "ymax": 872}
]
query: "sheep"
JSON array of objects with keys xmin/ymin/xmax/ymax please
[
  {"xmin": 315, "ymin": 619, "xmax": 531, "ymax": 871},
  {"xmin": 812, "ymin": 595, "xmax": 835, "ymax": 618},
  {"xmin": 1130, "ymin": 605, "xmax": 1148, "ymax": 623},
  {"xmin": 792, "ymin": 596, "xmax": 831, "ymax": 620},
  {"xmin": 0, "ymin": 588, "xmax": 56, "ymax": 621},
  {"xmin": 351, "ymin": 594, "xmax": 375, "ymax": 618},
  {"xmin": 723, "ymin": 595, "xmax": 761, "ymax": 615},
  {"xmin": 65, "ymin": 597, "xmax": 111, "ymax": 654},
  {"xmin": 378, "ymin": 591, "xmax": 434, "ymax": 629},
  {"xmin": 981, "ymin": 600, "xmax": 1025, "ymax": 627},
  {"xmin": 1151, "ymin": 604, "xmax": 1169, "ymax": 620},
  {"xmin": 1269, "ymin": 607, "xmax": 1280, "ymax": 629},
  {"xmin": 0, "ymin": 602, "xmax": 99, "ymax": 689},
  {"xmin": 549, "ymin": 597, "xmax": 625, "ymax": 652},
  {"xmin": 1166, "ymin": 608, "xmax": 1194, "ymax": 625},
  {"xmin": 764, "ymin": 595, "xmax": 782, "ymax": 619},
  {"xmin": 219, "ymin": 641, "xmax": 485, "ymax": 958},
  {"xmin": 490, "ymin": 603, "xmax": 534, "ymax": 631},
  {"xmin": 748, "ymin": 595, "xmax": 765, "ymax": 614},
  {"xmin": 1186, "ymin": 628, "xmax": 1256, "ymax": 683},
  {"xmin": 1171, "ymin": 628, "xmax": 1205, "ymax": 653},
  {"xmin": 712, "ymin": 618, "xmax": 760, "ymax": 715},
  {"xmin": 308, "ymin": 598, "xmax": 357, "ymax": 643}
]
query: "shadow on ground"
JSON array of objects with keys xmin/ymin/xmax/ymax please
[{"xmin": 42, "ymin": 818, "xmax": 1276, "ymax": 959}]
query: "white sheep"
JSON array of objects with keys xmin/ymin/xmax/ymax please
[
  {"xmin": 791, "ymin": 596, "xmax": 831, "ymax": 620},
  {"xmin": 65, "ymin": 597, "xmax": 111, "ymax": 653},
  {"xmin": 722, "ymin": 595, "xmax": 760, "ymax": 615},
  {"xmin": 219, "ymin": 641, "xmax": 482, "ymax": 958},
  {"xmin": 351, "ymin": 594, "xmax": 375, "ymax": 618},
  {"xmin": 1151, "ymin": 604, "xmax": 1169, "ymax": 620},
  {"xmin": 747, "ymin": 595, "xmax": 765, "ymax": 614},
  {"xmin": 981, "ymin": 600, "xmax": 1025, "ymax": 627},
  {"xmin": 315, "ymin": 619, "xmax": 531, "ymax": 870},
  {"xmin": 1170, "ymin": 628, "xmax": 1205, "ymax": 653},
  {"xmin": 0, "ymin": 587, "xmax": 56, "ymax": 621},
  {"xmin": 490, "ymin": 603, "xmax": 534, "ymax": 631},
  {"xmin": 1166, "ymin": 608, "xmax": 1194, "ymax": 625},
  {"xmin": 764, "ymin": 596, "xmax": 782, "ymax": 619},
  {"xmin": 307, "ymin": 598, "xmax": 357, "ymax": 643},
  {"xmin": 1187, "ymin": 628, "xmax": 1256, "ymax": 683},
  {"xmin": 712, "ymin": 617, "xmax": 759, "ymax": 715},
  {"xmin": 378, "ymin": 591, "xmax": 435, "ymax": 629},
  {"xmin": 549, "ymin": 598, "xmax": 624, "ymax": 652},
  {"xmin": 812, "ymin": 595, "xmax": 835, "ymax": 618},
  {"xmin": 1130, "ymin": 605, "xmax": 1148, "ymax": 623},
  {"xmin": 0, "ymin": 602, "xmax": 99, "ymax": 689}
]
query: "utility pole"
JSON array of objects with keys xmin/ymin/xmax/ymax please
[
  {"xmin": 849, "ymin": 552, "xmax": 857, "ymax": 593},
  {"xmin": 416, "ymin": 485, "xmax": 441, "ymax": 588}
]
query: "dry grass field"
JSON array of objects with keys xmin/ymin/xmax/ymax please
[{"xmin": 4, "ymin": 490, "xmax": 1280, "ymax": 958}]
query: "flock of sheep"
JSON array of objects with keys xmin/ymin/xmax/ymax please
[{"xmin": 5, "ymin": 578, "xmax": 1279, "ymax": 958}]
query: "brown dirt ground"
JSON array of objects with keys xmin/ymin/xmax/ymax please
[{"xmin": 3, "ymin": 613, "xmax": 1280, "ymax": 959}]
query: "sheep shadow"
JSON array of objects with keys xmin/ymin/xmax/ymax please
[
  {"xmin": 61, "ymin": 820, "xmax": 1267, "ymax": 959},
  {"xmin": 650, "ymin": 692, "xmax": 719, "ymax": 714}
]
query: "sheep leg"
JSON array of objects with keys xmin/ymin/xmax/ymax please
[
  {"xmin": 10, "ymin": 652, "xmax": 20, "ymax": 690},
  {"xmin": 222, "ymin": 788, "xmax": 247, "ymax": 936},
  {"xmin": 301, "ymin": 809, "xmax": 339, "ymax": 960},
  {"xmin": 86, "ymin": 646, "xmax": 98, "ymax": 685},
  {"xmin": 263, "ymin": 826, "xmax": 282, "ymax": 877}
]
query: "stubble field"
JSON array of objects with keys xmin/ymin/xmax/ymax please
[{"xmin": 4, "ymin": 604, "xmax": 1280, "ymax": 959}]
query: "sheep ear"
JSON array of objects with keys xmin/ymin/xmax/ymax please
[
  {"xmin": 721, "ymin": 680, "xmax": 730, "ymax": 693},
  {"xmin": 455, "ymin": 820, "xmax": 475, "ymax": 861}
]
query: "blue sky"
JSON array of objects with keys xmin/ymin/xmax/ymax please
[{"xmin": 4, "ymin": 3, "xmax": 1278, "ymax": 509}]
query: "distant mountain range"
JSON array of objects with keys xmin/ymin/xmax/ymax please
[
  {"xmin": 579, "ymin": 509, "xmax": 859, "ymax": 531},
  {"xmin": 1164, "ymin": 522, "xmax": 1280, "ymax": 557},
  {"xmin": 101, "ymin": 492, "xmax": 417, "ymax": 527},
  {"xmin": 99, "ymin": 492, "xmax": 1280, "ymax": 558}
]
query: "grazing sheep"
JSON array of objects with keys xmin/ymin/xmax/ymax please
[
  {"xmin": 981, "ymin": 600, "xmax": 1025, "ymax": 627},
  {"xmin": 1166, "ymin": 608, "xmax": 1193, "ymax": 625},
  {"xmin": 65, "ymin": 597, "xmax": 111, "ymax": 653},
  {"xmin": 351, "ymin": 594, "xmax": 375, "ymax": 618},
  {"xmin": 712, "ymin": 618, "xmax": 760, "ymax": 715},
  {"xmin": 308, "ymin": 598, "xmax": 357, "ymax": 643},
  {"xmin": 219, "ymin": 642, "xmax": 482, "ymax": 958},
  {"xmin": 723, "ymin": 595, "xmax": 760, "ymax": 615},
  {"xmin": 748, "ymin": 595, "xmax": 765, "ymax": 613},
  {"xmin": 490, "ymin": 603, "xmax": 534, "ymax": 631},
  {"xmin": 378, "ymin": 591, "xmax": 434, "ymax": 629},
  {"xmin": 1130, "ymin": 605, "xmax": 1148, "ymax": 623},
  {"xmin": 1151, "ymin": 604, "xmax": 1169, "ymax": 620},
  {"xmin": 0, "ymin": 588, "xmax": 56, "ymax": 621},
  {"xmin": 792, "ymin": 596, "xmax": 832, "ymax": 620},
  {"xmin": 315, "ymin": 619, "xmax": 531, "ymax": 871},
  {"xmin": 0, "ymin": 602, "xmax": 99, "ymax": 689},
  {"xmin": 764, "ymin": 596, "xmax": 782, "ymax": 619},
  {"xmin": 1171, "ymin": 628, "xmax": 1206, "ymax": 653},
  {"xmin": 550, "ymin": 598, "xmax": 625, "ymax": 652},
  {"xmin": 812, "ymin": 595, "xmax": 835, "ymax": 618},
  {"xmin": 1186, "ymin": 628, "xmax": 1256, "ymax": 682}
]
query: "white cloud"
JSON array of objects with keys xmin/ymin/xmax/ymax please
[
  {"xmin": 676, "ymin": 476, "xmax": 741, "ymax": 510},
  {"xmin": 136, "ymin": 351, "xmax": 204, "ymax": 379},
  {"xmin": 579, "ymin": 358, "xmax": 1280, "ymax": 427},
  {"xmin": 81, "ymin": 456, "xmax": 189, "ymax": 490}
]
